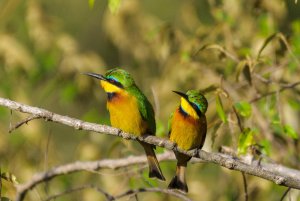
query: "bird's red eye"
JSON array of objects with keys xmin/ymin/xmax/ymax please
[
  {"xmin": 107, "ymin": 78, "xmax": 123, "ymax": 88},
  {"xmin": 108, "ymin": 78, "xmax": 118, "ymax": 84}
]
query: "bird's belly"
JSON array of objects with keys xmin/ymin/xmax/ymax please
[
  {"xmin": 170, "ymin": 113, "xmax": 206, "ymax": 151},
  {"xmin": 107, "ymin": 96, "xmax": 146, "ymax": 136}
]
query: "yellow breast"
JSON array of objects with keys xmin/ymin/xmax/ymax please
[
  {"xmin": 169, "ymin": 109, "xmax": 206, "ymax": 150},
  {"xmin": 104, "ymin": 89, "xmax": 147, "ymax": 136}
]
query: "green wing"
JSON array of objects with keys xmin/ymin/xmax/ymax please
[
  {"xmin": 128, "ymin": 85, "xmax": 156, "ymax": 135},
  {"xmin": 167, "ymin": 112, "xmax": 174, "ymax": 137}
]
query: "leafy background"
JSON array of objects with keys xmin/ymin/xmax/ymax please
[{"xmin": 1, "ymin": 0, "xmax": 300, "ymax": 200}]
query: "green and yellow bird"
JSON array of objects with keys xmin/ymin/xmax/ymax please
[
  {"xmin": 84, "ymin": 68, "xmax": 165, "ymax": 181},
  {"xmin": 168, "ymin": 90, "xmax": 208, "ymax": 192}
]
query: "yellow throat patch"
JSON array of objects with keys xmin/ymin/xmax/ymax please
[
  {"xmin": 100, "ymin": 80, "xmax": 122, "ymax": 93},
  {"xmin": 180, "ymin": 97, "xmax": 199, "ymax": 119}
]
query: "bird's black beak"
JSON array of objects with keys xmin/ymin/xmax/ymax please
[
  {"xmin": 83, "ymin": 72, "xmax": 107, "ymax": 81},
  {"xmin": 172, "ymin": 90, "xmax": 188, "ymax": 100}
]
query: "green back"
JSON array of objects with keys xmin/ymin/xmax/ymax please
[{"xmin": 128, "ymin": 85, "xmax": 156, "ymax": 134}]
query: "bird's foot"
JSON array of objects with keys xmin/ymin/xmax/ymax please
[
  {"xmin": 171, "ymin": 142, "xmax": 178, "ymax": 152},
  {"xmin": 188, "ymin": 148, "xmax": 200, "ymax": 157}
]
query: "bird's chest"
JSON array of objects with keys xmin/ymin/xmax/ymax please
[
  {"xmin": 106, "ymin": 93, "xmax": 145, "ymax": 135},
  {"xmin": 169, "ymin": 109, "xmax": 206, "ymax": 150}
]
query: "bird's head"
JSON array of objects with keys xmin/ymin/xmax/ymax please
[
  {"xmin": 84, "ymin": 68, "xmax": 135, "ymax": 93},
  {"xmin": 173, "ymin": 90, "xmax": 208, "ymax": 118}
]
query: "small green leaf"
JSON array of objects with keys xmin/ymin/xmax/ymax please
[
  {"xmin": 238, "ymin": 128, "xmax": 255, "ymax": 155},
  {"xmin": 1, "ymin": 172, "xmax": 19, "ymax": 184},
  {"xmin": 108, "ymin": 0, "xmax": 121, "ymax": 14},
  {"xmin": 234, "ymin": 101, "xmax": 252, "ymax": 118},
  {"xmin": 257, "ymin": 33, "xmax": 277, "ymax": 60},
  {"xmin": 216, "ymin": 95, "xmax": 227, "ymax": 123},
  {"xmin": 88, "ymin": 0, "xmax": 95, "ymax": 9},
  {"xmin": 283, "ymin": 124, "xmax": 299, "ymax": 139}
]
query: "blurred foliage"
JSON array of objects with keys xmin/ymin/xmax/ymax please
[{"xmin": 1, "ymin": 0, "xmax": 300, "ymax": 200}]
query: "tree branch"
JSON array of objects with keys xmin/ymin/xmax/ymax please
[
  {"xmin": 44, "ymin": 184, "xmax": 191, "ymax": 201},
  {"xmin": 15, "ymin": 152, "xmax": 174, "ymax": 201},
  {"xmin": 9, "ymin": 114, "xmax": 41, "ymax": 133},
  {"xmin": 43, "ymin": 184, "xmax": 114, "ymax": 201},
  {"xmin": 113, "ymin": 187, "xmax": 192, "ymax": 201},
  {"xmin": 241, "ymin": 172, "xmax": 248, "ymax": 201},
  {"xmin": 279, "ymin": 187, "xmax": 291, "ymax": 201},
  {"xmin": 1, "ymin": 97, "xmax": 300, "ymax": 200},
  {"xmin": 250, "ymin": 81, "xmax": 300, "ymax": 102}
]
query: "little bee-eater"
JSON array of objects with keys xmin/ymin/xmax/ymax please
[
  {"xmin": 84, "ymin": 68, "xmax": 165, "ymax": 181},
  {"xmin": 168, "ymin": 90, "xmax": 208, "ymax": 192}
]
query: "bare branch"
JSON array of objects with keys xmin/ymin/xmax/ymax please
[
  {"xmin": 9, "ymin": 114, "xmax": 41, "ymax": 133},
  {"xmin": 113, "ymin": 187, "xmax": 192, "ymax": 201},
  {"xmin": 44, "ymin": 185, "xmax": 192, "ymax": 201},
  {"xmin": 15, "ymin": 152, "xmax": 174, "ymax": 201},
  {"xmin": 43, "ymin": 184, "xmax": 114, "ymax": 201},
  {"xmin": 1, "ymin": 98, "xmax": 300, "ymax": 200},
  {"xmin": 279, "ymin": 187, "xmax": 291, "ymax": 201},
  {"xmin": 250, "ymin": 81, "xmax": 300, "ymax": 102},
  {"xmin": 241, "ymin": 173, "xmax": 248, "ymax": 201}
]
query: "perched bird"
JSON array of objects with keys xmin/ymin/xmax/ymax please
[
  {"xmin": 84, "ymin": 68, "xmax": 165, "ymax": 181},
  {"xmin": 168, "ymin": 90, "xmax": 208, "ymax": 193}
]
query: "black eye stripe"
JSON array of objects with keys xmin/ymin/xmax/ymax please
[
  {"xmin": 190, "ymin": 101, "xmax": 202, "ymax": 117},
  {"xmin": 107, "ymin": 78, "xmax": 124, "ymax": 88}
]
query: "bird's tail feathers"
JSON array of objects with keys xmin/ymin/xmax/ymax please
[
  {"xmin": 142, "ymin": 143, "xmax": 166, "ymax": 181},
  {"xmin": 168, "ymin": 165, "xmax": 188, "ymax": 193}
]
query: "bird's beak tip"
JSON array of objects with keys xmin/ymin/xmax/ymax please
[
  {"xmin": 172, "ymin": 90, "xmax": 188, "ymax": 100},
  {"xmin": 172, "ymin": 90, "xmax": 185, "ymax": 96},
  {"xmin": 82, "ymin": 72, "xmax": 106, "ymax": 80}
]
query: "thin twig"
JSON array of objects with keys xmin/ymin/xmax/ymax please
[
  {"xmin": 250, "ymin": 81, "xmax": 300, "ymax": 102},
  {"xmin": 44, "ymin": 128, "xmax": 52, "ymax": 171},
  {"xmin": 113, "ymin": 188, "xmax": 192, "ymax": 201},
  {"xmin": 43, "ymin": 127, "xmax": 52, "ymax": 196},
  {"xmin": 232, "ymin": 106, "xmax": 243, "ymax": 132},
  {"xmin": 9, "ymin": 114, "xmax": 41, "ymax": 133},
  {"xmin": 43, "ymin": 184, "xmax": 114, "ymax": 201},
  {"xmin": 279, "ymin": 187, "xmax": 291, "ymax": 201},
  {"xmin": 194, "ymin": 44, "xmax": 240, "ymax": 63},
  {"xmin": 241, "ymin": 173, "xmax": 248, "ymax": 201}
]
